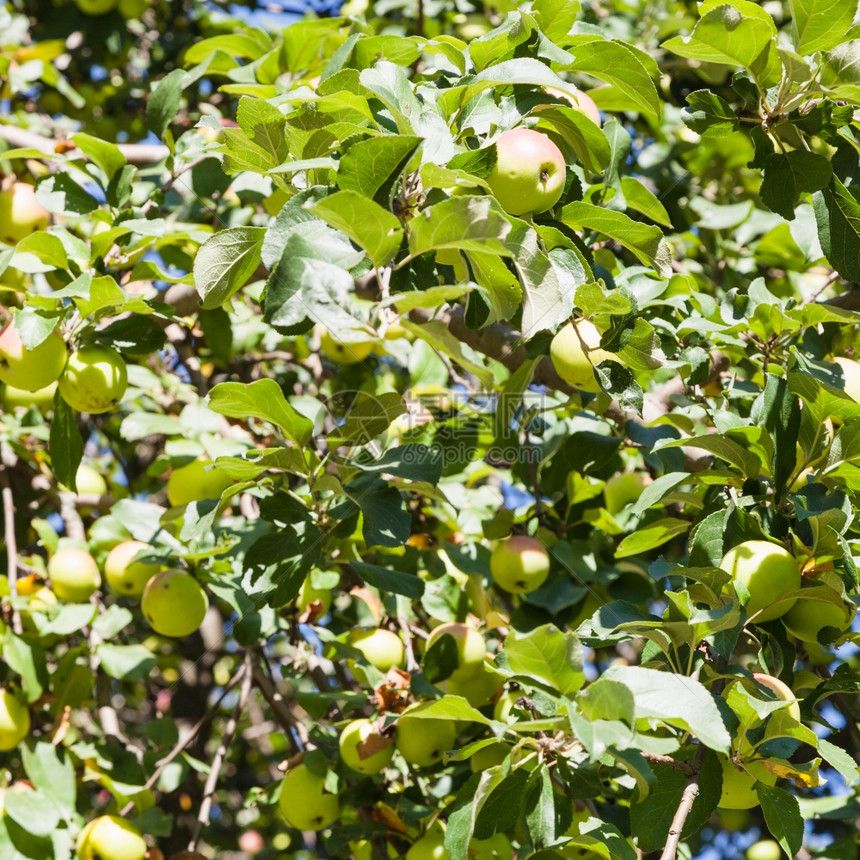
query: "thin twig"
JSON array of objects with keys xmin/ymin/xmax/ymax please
[
  {"xmin": 189, "ymin": 649, "xmax": 254, "ymax": 852},
  {"xmin": 641, "ymin": 752, "xmax": 694, "ymax": 777},
  {"xmin": 0, "ymin": 470, "xmax": 22, "ymax": 635},
  {"xmin": 252, "ymin": 657, "xmax": 307, "ymax": 751},
  {"xmin": 398, "ymin": 615, "xmax": 419, "ymax": 673},
  {"xmin": 659, "ymin": 744, "xmax": 707, "ymax": 860},
  {"xmin": 119, "ymin": 661, "xmax": 247, "ymax": 817}
]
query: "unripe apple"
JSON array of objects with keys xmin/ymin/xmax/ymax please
[
  {"xmin": 746, "ymin": 839, "xmax": 781, "ymax": 860},
  {"xmin": 277, "ymin": 763, "xmax": 340, "ymax": 831},
  {"xmin": 751, "ymin": 672, "xmax": 801, "ymax": 721},
  {"xmin": 489, "ymin": 535, "xmax": 551, "ymax": 594},
  {"xmin": 47, "ymin": 547, "xmax": 101, "ymax": 602},
  {"xmin": 349, "ymin": 628, "xmax": 405, "ymax": 674},
  {"xmin": 297, "ymin": 575, "xmax": 332, "ymax": 615},
  {"xmin": 59, "ymin": 345, "xmax": 127, "ymax": 413},
  {"xmin": 782, "ymin": 588, "xmax": 853, "ymax": 643},
  {"xmin": 75, "ymin": 815, "xmax": 146, "ymax": 860},
  {"xmin": 166, "ymin": 457, "xmax": 233, "ymax": 506},
  {"xmin": 545, "ymin": 86, "xmax": 602, "ymax": 126},
  {"xmin": 550, "ymin": 319, "xmax": 614, "ymax": 393},
  {"xmin": 320, "ymin": 330, "xmax": 373, "ymax": 364},
  {"xmin": 0, "ymin": 182, "xmax": 50, "ymax": 244},
  {"xmin": 471, "ymin": 833, "xmax": 513, "ymax": 859},
  {"xmin": 73, "ymin": 463, "xmax": 108, "ymax": 497},
  {"xmin": 717, "ymin": 755, "xmax": 776, "ymax": 809},
  {"xmin": 0, "ymin": 323, "xmax": 67, "ymax": 392},
  {"xmin": 469, "ymin": 742, "xmax": 509, "ymax": 771},
  {"xmin": 141, "ymin": 569, "xmax": 208, "ymax": 637},
  {"xmin": 720, "ymin": 541, "xmax": 800, "ymax": 622},
  {"xmin": 73, "ymin": 0, "xmax": 118, "ymax": 14},
  {"xmin": 338, "ymin": 718, "xmax": 394, "ymax": 775},
  {"xmin": 395, "ymin": 707, "xmax": 457, "ymax": 767},
  {"xmin": 406, "ymin": 821, "xmax": 448, "ymax": 860},
  {"xmin": 832, "ymin": 356, "xmax": 860, "ymax": 403},
  {"xmin": 117, "ymin": 0, "xmax": 147, "ymax": 16},
  {"xmin": 603, "ymin": 471, "xmax": 651, "ymax": 515},
  {"xmin": 0, "ymin": 689, "xmax": 30, "ymax": 751},
  {"xmin": 2, "ymin": 381, "xmax": 57, "ymax": 412},
  {"xmin": 486, "ymin": 127, "xmax": 567, "ymax": 217},
  {"xmin": 426, "ymin": 622, "xmax": 486, "ymax": 681},
  {"xmin": 446, "ymin": 665, "xmax": 502, "ymax": 707},
  {"xmin": 104, "ymin": 540, "xmax": 163, "ymax": 596}
]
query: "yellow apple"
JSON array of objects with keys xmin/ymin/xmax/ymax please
[
  {"xmin": 75, "ymin": 815, "xmax": 146, "ymax": 860},
  {"xmin": 0, "ymin": 689, "xmax": 30, "ymax": 751},
  {"xmin": 426, "ymin": 622, "xmax": 486, "ymax": 681},
  {"xmin": 720, "ymin": 540, "xmax": 800, "ymax": 622},
  {"xmin": 0, "ymin": 182, "xmax": 50, "ymax": 244},
  {"xmin": 47, "ymin": 547, "xmax": 101, "ymax": 602},
  {"xmin": 166, "ymin": 457, "xmax": 233, "ymax": 506},
  {"xmin": 489, "ymin": 535, "xmax": 551, "ymax": 594},
  {"xmin": 338, "ymin": 718, "xmax": 394, "ymax": 775},
  {"xmin": 59, "ymin": 345, "xmax": 127, "ymax": 414},
  {"xmin": 782, "ymin": 588, "xmax": 853, "ymax": 643},
  {"xmin": 717, "ymin": 755, "xmax": 776, "ymax": 809},
  {"xmin": 833, "ymin": 357, "xmax": 860, "ymax": 403},
  {"xmin": 751, "ymin": 672, "xmax": 801, "ymax": 721},
  {"xmin": 550, "ymin": 320, "xmax": 614, "ymax": 393},
  {"xmin": 141, "ymin": 569, "xmax": 208, "ymax": 637},
  {"xmin": 104, "ymin": 540, "xmax": 163, "ymax": 596},
  {"xmin": 0, "ymin": 323, "xmax": 67, "ymax": 392},
  {"xmin": 2, "ymin": 380, "xmax": 57, "ymax": 412},
  {"xmin": 277, "ymin": 763, "xmax": 340, "ymax": 831},
  {"xmin": 320, "ymin": 330, "xmax": 373, "ymax": 364},
  {"xmin": 395, "ymin": 706, "xmax": 457, "ymax": 767},
  {"xmin": 546, "ymin": 86, "xmax": 602, "ymax": 126}
]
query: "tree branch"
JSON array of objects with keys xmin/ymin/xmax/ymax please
[
  {"xmin": 0, "ymin": 124, "xmax": 169, "ymax": 165},
  {"xmin": 189, "ymin": 649, "xmax": 254, "ymax": 852},
  {"xmin": 0, "ymin": 468, "xmax": 22, "ymax": 635},
  {"xmin": 659, "ymin": 744, "xmax": 707, "ymax": 860}
]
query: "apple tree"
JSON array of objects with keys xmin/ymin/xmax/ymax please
[{"xmin": 1, "ymin": 0, "xmax": 860, "ymax": 858}]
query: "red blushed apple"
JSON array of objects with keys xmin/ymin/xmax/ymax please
[
  {"xmin": 487, "ymin": 128, "xmax": 566, "ymax": 217},
  {"xmin": 0, "ymin": 182, "xmax": 50, "ymax": 245},
  {"xmin": 546, "ymin": 86, "xmax": 602, "ymax": 126}
]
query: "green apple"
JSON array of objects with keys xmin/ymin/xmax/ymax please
[
  {"xmin": 141, "ymin": 569, "xmax": 208, "ymax": 637},
  {"xmin": 2, "ymin": 381, "xmax": 57, "ymax": 412},
  {"xmin": 0, "ymin": 182, "xmax": 50, "ymax": 245},
  {"xmin": 0, "ymin": 689, "xmax": 30, "ymax": 750},
  {"xmin": 550, "ymin": 319, "xmax": 614, "ymax": 393},
  {"xmin": 746, "ymin": 839, "xmax": 781, "ymax": 860},
  {"xmin": 59, "ymin": 345, "xmax": 127, "ymax": 414},
  {"xmin": 603, "ymin": 471, "xmax": 651, "ymax": 515},
  {"xmin": 720, "ymin": 541, "xmax": 800, "ymax": 622},
  {"xmin": 277, "ymin": 763, "xmax": 340, "ymax": 831},
  {"xmin": 117, "ymin": 0, "xmax": 148, "ymax": 16},
  {"xmin": 717, "ymin": 755, "xmax": 776, "ymax": 809},
  {"xmin": 426, "ymin": 622, "xmax": 486, "ymax": 682},
  {"xmin": 545, "ymin": 86, "xmax": 602, "ymax": 126},
  {"xmin": 0, "ymin": 322, "xmax": 67, "ymax": 392},
  {"xmin": 76, "ymin": 815, "xmax": 146, "ymax": 860},
  {"xmin": 833, "ymin": 356, "xmax": 860, "ymax": 403},
  {"xmin": 296, "ymin": 574, "xmax": 332, "ymax": 615},
  {"xmin": 320, "ymin": 330, "xmax": 373, "ymax": 364},
  {"xmin": 751, "ymin": 672, "xmax": 801, "ymax": 721},
  {"xmin": 395, "ymin": 706, "xmax": 457, "ymax": 767},
  {"xmin": 470, "ymin": 742, "xmax": 509, "ymax": 771},
  {"xmin": 338, "ymin": 718, "xmax": 394, "ymax": 775},
  {"xmin": 73, "ymin": 463, "xmax": 107, "ymax": 496},
  {"xmin": 782, "ymin": 587, "xmax": 853, "ymax": 643},
  {"xmin": 446, "ymin": 665, "xmax": 501, "ymax": 707},
  {"xmin": 489, "ymin": 535, "xmax": 551, "ymax": 595},
  {"xmin": 486, "ymin": 127, "xmax": 566, "ymax": 217},
  {"xmin": 166, "ymin": 457, "xmax": 233, "ymax": 506},
  {"xmin": 470, "ymin": 833, "xmax": 513, "ymax": 859},
  {"xmin": 104, "ymin": 540, "xmax": 163, "ymax": 596},
  {"xmin": 407, "ymin": 821, "xmax": 448, "ymax": 860},
  {"xmin": 47, "ymin": 547, "xmax": 101, "ymax": 602},
  {"xmin": 349, "ymin": 628, "xmax": 405, "ymax": 673},
  {"xmin": 73, "ymin": 0, "xmax": 118, "ymax": 14}
]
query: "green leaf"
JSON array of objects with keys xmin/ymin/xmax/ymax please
[
  {"xmin": 683, "ymin": 89, "xmax": 740, "ymax": 137},
  {"xmin": 663, "ymin": 5, "xmax": 776, "ymax": 77},
  {"xmin": 337, "ymin": 135, "xmax": 423, "ymax": 206},
  {"xmin": 146, "ymin": 68, "xmax": 187, "ymax": 139},
  {"xmin": 97, "ymin": 644, "xmax": 157, "ymax": 681},
  {"xmin": 3, "ymin": 633, "xmax": 48, "ymax": 702},
  {"xmin": 760, "ymin": 151, "xmax": 832, "ymax": 220},
  {"xmin": 655, "ymin": 434, "xmax": 762, "ymax": 478},
  {"xmin": 352, "ymin": 561, "xmax": 425, "ymax": 599},
  {"xmin": 236, "ymin": 96, "xmax": 288, "ymax": 164},
  {"xmin": 408, "ymin": 196, "xmax": 512, "ymax": 258},
  {"xmin": 791, "ymin": 0, "xmax": 859, "ymax": 55},
  {"xmin": 601, "ymin": 665, "xmax": 731, "ymax": 753},
  {"xmin": 615, "ymin": 518, "xmax": 691, "ymax": 558},
  {"xmin": 355, "ymin": 482, "xmax": 411, "ymax": 548},
  {"xmin": 559, "ymin": 202, "xmax": 671, "ymax": 275},
  {"xmin": 49, "ymin": 393, "xmax": 84, "ymax": 492},
  {"xmin": 400, "ymin": 695, "xmax": 493, "ymax": 726},
  {"xmin": 349, "ymin": 445, "xmax": 443, "ymax": 484},
  {"xmin": 208, "ymin": 379, "xmax": 313, "ymax": 446},
  {"xmin": 630, "ymin": 749, "xmax": 722, "ymax": 851},
  {"xmin": 498, "ymin": 624, "xmax": 585, "ymax": 696},
  {"xmin": 21, "ymin": 743, "xmax": 76, "ymax": 819},
  {"xmin": 35, "ymin": 174, "xmax": 99, "ymax": 215},
  {"xmin": 194, "ymin": 227, "xmax": 265, "ymax": 309},
  {"xmin": 813, "ymin": 177, "xmax": 860, "ymax": 283},
  {"xmin": 567, "ymin": 38, "xmax": 661, "ymax": 119},
  {"xmin": 309, "ymin": 190, "xmax": 404, "ymax": 268},
  {"xmin": 4, "ymin": 788, "xmax": 60, "ymax": 837},
  {"xmin": 757, "ymin": 784, "xmax": 804, "ymax": 858},
  {"xmin": 71, "ymin": 133, "xmax": 126, "ymax": 183},
  {"xmin": 402, "ymin": 319, "xmax": 495, "ymax": 389}
]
